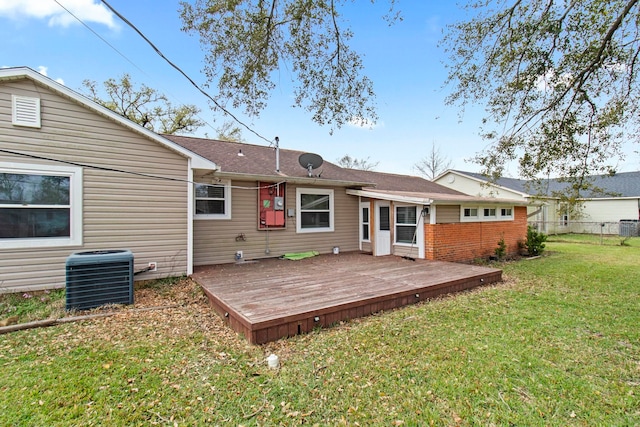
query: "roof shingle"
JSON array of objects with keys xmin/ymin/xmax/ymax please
[
  {"xmin": 165, "ymin": 135, "xmax": 465, "ymax": 196},
  {"xmin": 454, "ymin": 170, "xmax": 640, "ymax": 198}
]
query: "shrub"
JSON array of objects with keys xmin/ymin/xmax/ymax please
[
  {"xmin": 494, "ymin": 235, "xmax": 507, "ymax": 259},
  {"xmin": 525, "ymin": 225, "xmax": 547, "ymax": 256}
]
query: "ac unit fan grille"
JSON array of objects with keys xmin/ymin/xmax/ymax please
[{"xmin": 66, "ymin": 250, "xmax": 134, "ymax": 310}]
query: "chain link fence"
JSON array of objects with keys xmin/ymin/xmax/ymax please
[{"xmin": 529, "ymin": 220, "xmax": 639, "ymax": 236}]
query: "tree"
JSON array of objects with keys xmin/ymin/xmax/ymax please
[
  {"xmin": 336, "ymin": 155, "xmax": 379, "ymax": 171},
  {"xmin": 214, "ymin": 121, "xmax": 244, "ymax": 142},
  {"xmin": 179, "ymin": 0, "xmax": 399, "ymax": 132},
  {"xmin": 82, "ymin": 74, "xmax": 204, "ymax": 135},
  {"xmin": 443, "ymin": 0, "xmax": 640, "ymax": 198},
  {"xmin": 414, "ymin": 142, "xmax": 453, "ymax": 180}
]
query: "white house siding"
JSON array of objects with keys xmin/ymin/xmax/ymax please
[
  {"xmin": 580, "ymin": 199, "xmax": 639, "ymax": 223},
  {"xmin": 435, "ymin": 172, "xmax": 527, "ymax": 200},
  {"xmin": 193, "ymin": 181, "xmax": 359, "ymax": 265},
  {"xmin": 0, "ymin": 79, "xmax": 189, "ymax": 292},
  {"xmin": 563, "ymin": 198, "xmax": 639, "ymax": 234}
]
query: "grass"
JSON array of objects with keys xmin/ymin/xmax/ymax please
[
  {"xmin": 1, "ymin": 241, "xmax": 639, "ymax": 426},
  {"xmin": 0, "ymin": 288, "xmax": 66, "ymax": 323}
]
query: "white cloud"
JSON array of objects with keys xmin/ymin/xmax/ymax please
[
  {"xmin": 37, "ymin": 65, "xmax": 65, "ymax": 85},
  {"xmin": 0, "ymin": 0, "xmax": 118, "ymax": 29},
  {"xmin": 536, "ymin": 69, "xmax": 572, "ymax": 92},
  {"xmin": 348, "ymin": 116, "xmax": 382, "ymax": 129}
]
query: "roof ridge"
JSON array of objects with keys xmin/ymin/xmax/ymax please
[{"xmin": 164, "ymin": 134, "xmax": 322, "ymax": 156}]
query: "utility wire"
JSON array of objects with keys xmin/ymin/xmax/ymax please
[
  {"xmin": 0, "ymin": 148, "xmax": 284, "ymax": 190},
  {"xmin": 100, "ymin": 0, "xmax": 273, "ymax": 144},
  {"xmin": 51, "ymin": 0, "xmax": 218, "ymax": 135},
  {"xmin": 52, "ymin": 0, "xmax": 144, "ymax": 76}
]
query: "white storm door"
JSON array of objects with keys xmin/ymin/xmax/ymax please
[{"xmin": 375, "ymin": 201, "xmax": 391, "ymax": 256}]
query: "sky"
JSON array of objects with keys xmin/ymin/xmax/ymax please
[{"xmin": 3, "ymin": 0, "xmax": 634, "ymax": 177}]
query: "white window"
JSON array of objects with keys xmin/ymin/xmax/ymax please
[
  {"xmin": 0, "ymin": 163, "xmax": 82, "ymax": 249},
  {"xmin": 360, "ymin": 202, "xmax": 370, "ymax": 242},
  {"xmin": 483, "ymin": 207, "xmax": 497, "ymax": 218},
  {"xmin": 463, "ymin": 205, "xmax": 514, "ymax": 222},
  {"xmin": 395, "ymin": 205, "xmax": 417, "ymax": 244},
  {"xmin": 194, "ymin": 180, "xmax": 231, "ymax": 219},
  {"xmin": 560, "ymin": 211, "xmax": 569, "ymax": 227},
  {"xmin": 500, "ymin": 207, "xmax": 513, "ymax": 219},
  {"xmin": 12, "ymin": 95, "xmax": 41, "ymax": 128},
  {"xmin": 462, "ymin": 207, "xmax": 479, "ymax": 221},
  {"xmin": 296, "ymin": 188, "xmax": 334, "ymax": 233}
]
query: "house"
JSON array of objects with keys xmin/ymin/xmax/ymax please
[
  {"xmin": 0, "ymin": 67, "xmax": 218, "ymax": 293},
  {"xmin": 165, "ymin": 135, "xmax": 528, "ymax": 265},
  {"xmin": 434, "ymin": 169, "xmax": 640, "ymax": 235},
  {"xmin": 1, "ymin": 66, "xmax": 527, "ymax": 294}
]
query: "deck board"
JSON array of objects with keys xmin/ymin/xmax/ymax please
[{"xmin": 192, "ymin": 252, "xmax": 502, "ymax": 344}]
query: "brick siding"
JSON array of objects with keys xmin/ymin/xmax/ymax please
[{"xmin": 424, "ymin": 206, "xmax": 528, "ymax": 262}]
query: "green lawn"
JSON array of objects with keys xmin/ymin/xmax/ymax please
[{"xmin": 1, "ymin": 241, "xmax": 639, "ymax": 426}]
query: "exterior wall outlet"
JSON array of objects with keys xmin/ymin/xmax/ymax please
[
  {"xmin": 148, "ymin": 262, "xmax": 157, "ymax": 272},
  {"xmin": 235, "ymin": 251, "xmax": 243, "ymax": 260}
]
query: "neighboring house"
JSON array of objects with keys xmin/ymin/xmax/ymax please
[
  {"xmin": 434, "ymin": 169, "xmax": 640, "ymax": 234},
  {"xmin": 165, "ymin": 135, "xmax": 529, "ymax": 265},
  {"xmin": 1, "ymin": 66, "xmax": 527, "ymax": 293},
  {"xmin": 0, "ymin": 67, "xmax": 218, "ymax": 293}
]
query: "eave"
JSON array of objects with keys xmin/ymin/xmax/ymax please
[{"xmin": 203, "ymin": 171, "xmax": 374, "ymax": 188}]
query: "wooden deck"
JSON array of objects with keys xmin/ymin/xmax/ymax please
[{"xmin": 192, "ymin": 252, "xmax": 502, "ymax": 344}]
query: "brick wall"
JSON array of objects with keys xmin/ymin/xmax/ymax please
[{"xmin": 424, "ymin": 206, "xmax": 527, "ymax": 262}]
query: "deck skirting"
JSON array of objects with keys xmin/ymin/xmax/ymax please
[{"xmin": 194, "ymin": 253, "xmax": 502, "ymax": 344}]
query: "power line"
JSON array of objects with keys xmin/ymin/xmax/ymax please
[
  {"xmin": 52, "ymin": 0, "xmax": 143, "ymax": 76},
  {"xmin": 100, "ymin": 0, "xmax": 273, "ymax": 144},
  {"xmin": 0, "ymin": 148, "xmax": 283, "ymax": 190},
  {"xmin": 51, "ymin": 0, "xmax": 218, "ymax": 135}
]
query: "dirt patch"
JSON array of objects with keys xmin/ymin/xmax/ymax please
[{"xmin": 1, "ymin": 278, "xmax": 245, "ymax": 347}]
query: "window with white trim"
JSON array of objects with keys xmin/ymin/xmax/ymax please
[
  {"xmin": 560, "ymin": 211, "xmax": 569, "ymax": 227},
  {"xmin": 462, "ymin": 205, "xmax": 514, "ymax": 222},
  {"xmin": 483, "ymin": 207, "xmax": 497, "ymax": 219},
  {"xmin": 360, "ymin": 203, "xmax": 370, "ymax": 241},
  {"xmin": 296, "ymin": 188, "xmax": 334, "ymax": 232},
  {"xmin": 500, "ymin": 207, "xmax": 513, "ymax": 218},
  {"xmin": 463, "ymin": 207, "xmax": 479, "ymax": 220},
  {"xmin": 395, "ymin": 205, "xmax": 418, "ymax": 244},
  {"xmin": 194, "ymin": 180, "xmax": 231, "ymax": 219},
  {"xmin": 0, "ymin": 164, "xmax": 82, "ymax": 248}
]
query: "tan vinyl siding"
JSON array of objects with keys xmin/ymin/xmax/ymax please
[
  {"xmin": 0, "ymin": 79, "xmax": 189, "ymax": 292},
  {"xmin": 393, "ymin": 244, "xmax": 420, "ymax": 258},
  {"xmin": 193, "ymin": 181, "xmax": 359, "ymax": 265},
  {"xmin": 435, "ymin": 205, "xmax": 461, "ymax": 223}
]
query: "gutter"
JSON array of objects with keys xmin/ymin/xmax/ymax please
[
  {"xmin": 346, "ymin": 189, "xmax": 432, "ymax": 205},
  {"xmin": 208, "ymin": 171, "xmax": 374, "ymax": 188}
]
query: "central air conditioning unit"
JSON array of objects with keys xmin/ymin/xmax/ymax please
[{"xmin": 65, "ymin": 249, "xmax": 134, "ymax": 310}]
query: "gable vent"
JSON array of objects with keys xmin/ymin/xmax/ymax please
[{"xmin": 12, "ymin": 95, "xmax": 41, "ymax": 128}]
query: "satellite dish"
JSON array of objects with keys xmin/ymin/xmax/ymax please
[{"xmin": 298, "ymin": 153, "xmax": 324, "ymax": 177}]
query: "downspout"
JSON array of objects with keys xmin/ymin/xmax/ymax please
[{"xmin": 186, "ymin": 160, "xmax": 194, "ymax": 275}]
